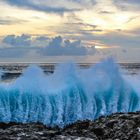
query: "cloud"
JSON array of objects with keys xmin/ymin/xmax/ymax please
[
  {"xmin": 100, "ymin": 32, "xmax": 140, "ymax": 48},
  {"xmin": 0, "ymin": 17, "xmax": 27, "ymax": 25},
  {"xmin": 130, "ymin": 28, "xmax": 140, "ymax": 35},
  {"xmin": 99, "ymin": 11, "xmax": 115, "ymax": 14},
  {"xmin": 3, "ymin": 0, "xmax": 97, "ymax": 15},
  {"xmin": 2, "ymin": 35, "xmax": 96, "ymax": 56},
  {"xmin": 113, "ymin": 0, "xmax": 140, "ymax": 11},
  {"xmin": 54, "ymin": 15, "xmax": 103, "ymax": 37},
  {"xmin": 69, "ymin": 0, "xmax": 96, "ymax": 7},
  {"xmin": 65, "ymin": 22, "xmax": 97, "ymax": 29},
  {"xmin": 61, "ymin": 26, "xmax": 140, "ymax": 49},
  {"xmin": 0, "ymin": 48, "xmax": 28, "ymax": 58},
  {"xmin": 40, "ymin": 36, "xmax": 96, "ymax": 56},
  {"xmin": 2, "ymin": 34, "xmax": 49, "ymax": 48},
  {"xmin": 3, "ymin": 31, "xmax": 139, "ymax": 58},
  {"xmin": 4, "ymin": 0, "xmax": 81, "ymax": 14},
  {"xmin": 3, "ymin": 34, "xmax": 31, "ymax": 47},
  {"xmin": 0, "ymin": 19, "xmax": 15, "ymax": 25},
  {"xmin": 86, "ymin": 31, "xmax": 140, "ymax": 48},
  {"xmin": 36, "ymin": 36, "xmax": 49, "ymax": 41},
  {"xmin": 119, "ymin": 0, "xmax": 140, "ymax": 4}
]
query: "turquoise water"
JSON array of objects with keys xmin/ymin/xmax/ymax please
[{"xmin": 0, "ymin": 58, "xmax": 139, "ymax": 127}]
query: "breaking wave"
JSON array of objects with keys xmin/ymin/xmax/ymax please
[{"xmin": 0, "ymin": 58, "xmax": 139, "ymax": 127}]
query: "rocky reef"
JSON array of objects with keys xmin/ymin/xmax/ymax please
[{"xmin": 0, "ymin": 112, "xmax": 140, "ymax": 140}]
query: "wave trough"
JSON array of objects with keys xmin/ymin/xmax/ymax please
[{"xmin": 0, "ymin": 58, "xmax": 139, "ymax": 127}]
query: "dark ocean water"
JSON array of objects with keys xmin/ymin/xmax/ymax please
[{"xmin": 0, "ymin": 63, "xmax": 140, "ymax": 82}]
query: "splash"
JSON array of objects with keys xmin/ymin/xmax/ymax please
[
  {"xmin": 0, "ymin": 58, "xmax": 139, "ymax": 127},
  {"xmin": 0, "ymin": 70, "xmax": 3, "ymax": 81}
]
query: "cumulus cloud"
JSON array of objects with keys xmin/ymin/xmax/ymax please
[
  {"xmin": 3, "ymin": 34, "xmax": 31, "ymax": 47},
  {"xmin": 36, "ymin": 36, "xmax": 49, "ymax": 42},
  {"xmin": 40, "ymin": 36, "xmax": 95, "ymax": 56},
  {"xmin": 33, "ymin": 36, "xmax": 49, "ymax": 47},
  {"xmin": 2, "ymin": 35, "xmax": 96, "ymax": 56}
]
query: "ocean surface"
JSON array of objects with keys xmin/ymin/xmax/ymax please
[{"xmin": 0, "ymin": 58, "xmax": 140, "ymax": 127}]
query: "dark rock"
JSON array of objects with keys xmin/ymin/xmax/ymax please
[
  {"xmin": 92, "ymin": 127, "xmax": 104, "ymax": 136},
  {"xmin": 106, "ymin": 120, "xmax": 118, "ymax": 128},
  {"xmin": 0, "ymin": 112, "xmax": 139, "ymax": 139}
]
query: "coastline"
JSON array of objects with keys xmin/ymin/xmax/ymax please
[{"xmin": 0, "ymin": 112, "xmax": 139, "ymax": 140}]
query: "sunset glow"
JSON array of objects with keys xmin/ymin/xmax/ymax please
[{"xmin": 0, "ymin": 0, "xmax": 140, "ymax": 62}]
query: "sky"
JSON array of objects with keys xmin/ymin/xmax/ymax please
[{"xmin": 0, "ymin": 0, "xmax": 140, "ymax": 62}]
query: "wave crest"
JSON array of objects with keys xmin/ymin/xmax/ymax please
[{"xmin": 0, "ymin": 58, "xmax": 139, "ymax": 127}]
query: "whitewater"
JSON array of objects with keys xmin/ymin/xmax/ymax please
[{"xmin": 0, "ymin": 58, "xmax": 139, "ymax": 127}]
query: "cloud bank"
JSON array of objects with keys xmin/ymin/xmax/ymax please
[
  {"xmin": 40, "ymin": 36, "xmax": 96, "ymax": 56},
  {"xmin": 3, "ymin": 34, "xmax": 31, "ymax": 47},
  {"xmin": 1, "ymin": 34, "xmax": 96, "ymax": 56}
]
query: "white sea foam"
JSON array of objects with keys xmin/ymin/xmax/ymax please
[{"xmin": 0, "ymin": 58, "xmax": 139, "ymax": 127}]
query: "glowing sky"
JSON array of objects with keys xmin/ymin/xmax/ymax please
[{"xmin": 0, "ymin": 0, "xmax": 140, "ymax": 62}]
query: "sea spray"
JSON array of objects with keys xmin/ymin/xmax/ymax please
[
  {"xmin": 0, "ymin": 70, "xmax": 3, "ymax": 81},
  {"xmin": 0, "ymin": 58, "xmax": 139, "ymax": 127}
]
